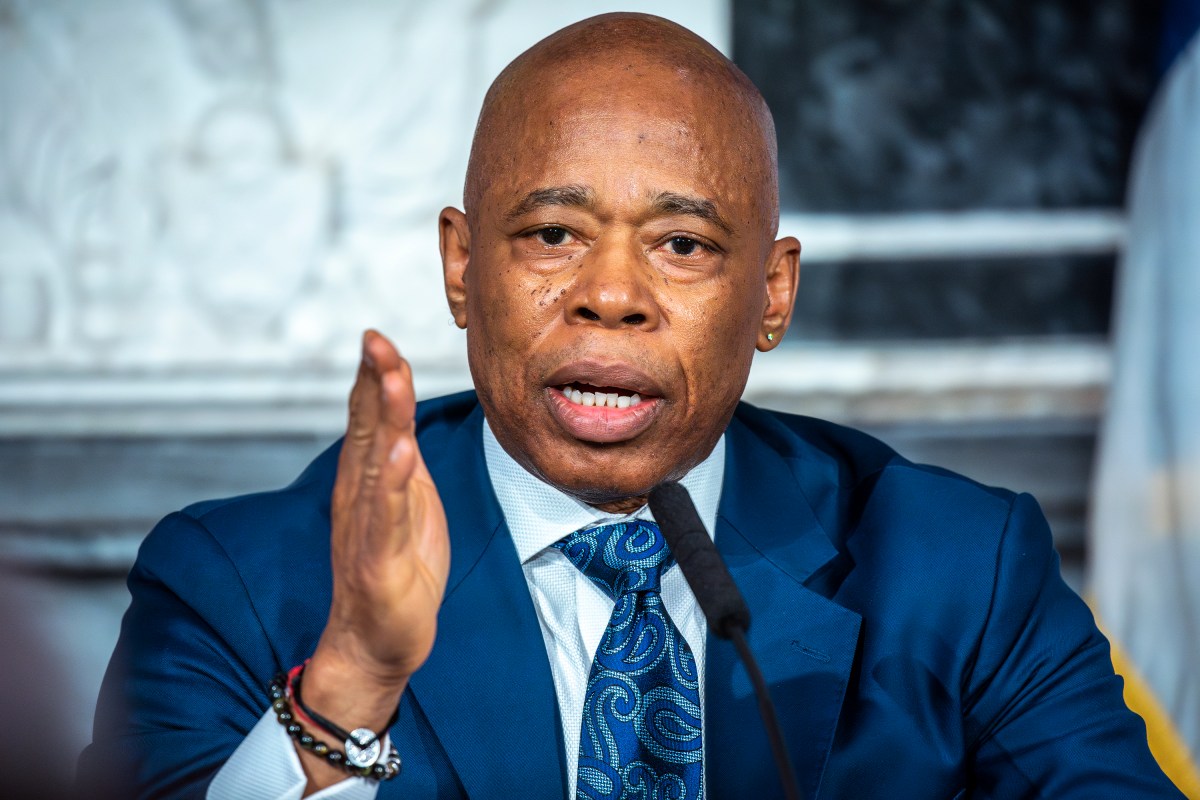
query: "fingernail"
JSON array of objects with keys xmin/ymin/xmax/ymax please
[
  {"xmin": 389, "ymin": 439, "xmax": 406, "ymax": 463},
  {"xmin": 362, "ymin": 330, "xmax": 377, "ymax": 368}
]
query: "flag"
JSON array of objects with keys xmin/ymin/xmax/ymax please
[{"xmin": 1090, "ymin": 5, "xmax": 1200, "ymax": 796}]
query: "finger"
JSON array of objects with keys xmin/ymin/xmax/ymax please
[
  {"xmin": 381, "ymin": 362, "xmax": 417, "ymax": 437},
  {"xmin": 343, "ymin": 333, "xmax": 382, "ymax": 457},
  {"xmin": 363, "ymin": 328, "xmax": 403, "ymax": 375},
  {"xmin": 339, "ymin": 330, "xmax": 403, "ymax": 484},
  {"xmin": 359, "ymin": 362, "xmax": 420, "ymax": 554},
  {"xmin": 368, "ymin": 361, "xmax": 418, "ymax": 492},
  {"xmin": 338, "ymin": 335, "xmax": 408, "ymax": 527},
  {"xmin": 353, "ymin": 347, "xmax": 415, "ymax": 498}
]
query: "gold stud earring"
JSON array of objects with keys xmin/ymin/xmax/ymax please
[{"xmin": 766, "ymin": 332, "xmax": 775, "ymax": 342}]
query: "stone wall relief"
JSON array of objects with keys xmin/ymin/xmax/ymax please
[{"xmin": 0, "ymin": 0, "xmax": 496, "ymax": 372}]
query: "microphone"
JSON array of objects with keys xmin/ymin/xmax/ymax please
[
  {"xmin": 648, "ymin": 481, "xmax": 803, "ymax": 800},
  {"xmin": 647, "ymin": 481, "xmax": 749, "ymax": 639}
]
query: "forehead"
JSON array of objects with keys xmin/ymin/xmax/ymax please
[{"xmin": 480, "ymin": 62, "xmax": 769, "ymax": 217}]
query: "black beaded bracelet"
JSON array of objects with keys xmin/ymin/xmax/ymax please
[
  {"xmin": 268, "ymin": 673, "xmax": 402, "ymax": 781},
  {"xmin": 293, "ymin": 665, "xmax": 399, "ymax": 752}
]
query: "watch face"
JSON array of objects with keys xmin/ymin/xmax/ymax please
[{"xmin": 345, "ymin": 728, "xmax": 382, "ymax": 769}]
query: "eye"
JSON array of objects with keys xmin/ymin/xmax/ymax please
[
  {"xmin": 667, "ymin": 236, "xmax": 704, "ymax": 256},
  {"xmin": 535, "ymin": 227, "xmax": 569, "ymax": 246}
]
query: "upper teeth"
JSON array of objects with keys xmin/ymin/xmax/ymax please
[{"xmin": 564, "ymin": 387, "xmax": 642, "ymax": 408}]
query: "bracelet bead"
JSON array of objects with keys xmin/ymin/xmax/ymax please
[{"xmin": 267, "ymin": 670, "xmax": 401, "ymax": 782}]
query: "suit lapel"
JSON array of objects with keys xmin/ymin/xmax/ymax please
[
  {"xmin": 706, "ymin": 413, "xmax": 862, "ymax": 800},
  {"xmin": 403, "ymin": 406, "xmax": 566, "ymax": 798},
  {"xmin": 392, "ymin": 402, "xmax": 862, "ymax": 798}
]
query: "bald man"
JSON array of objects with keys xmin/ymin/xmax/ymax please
[{"xmin": 83, "ymin": 13, "xmax": 1182, "ymax": 800}]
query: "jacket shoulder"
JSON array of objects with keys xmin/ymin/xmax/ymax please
[
  {"xmin": 179, "ymin": 391, "xmax": 480, "ymax": 526},
  {"xmin": 133, "ymin": 391, "xmax": 481, "ymax": 589},
  {"xmin": 733, "ymin": 401, "xmax": 1016, "ymax": 511}
]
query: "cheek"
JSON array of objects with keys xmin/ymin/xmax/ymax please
[
  {"xmin": 466, "ymin": 259, "xmax": 569, "ymax": 386},
  {"xmin": 674, "ymin": 275, "xmax": 763, "ymax": 400}
]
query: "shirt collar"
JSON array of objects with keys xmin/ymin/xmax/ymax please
[{"xmin": 482, "ymin": 417, "xmax": 726, "ymax": 564}]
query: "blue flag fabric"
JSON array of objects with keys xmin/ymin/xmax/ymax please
[{"xmin": 1090, "ymin": 8, "xmax": 1200, "ymax": 796}]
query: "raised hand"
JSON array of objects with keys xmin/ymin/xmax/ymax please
[{"xmin": 297, "ymin": 330, "xmax": 450, "ymax": 791}]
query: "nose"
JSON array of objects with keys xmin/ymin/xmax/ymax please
[{"xmin": 567, "ymin": 236, "xmax": 659, "ymax": 330}]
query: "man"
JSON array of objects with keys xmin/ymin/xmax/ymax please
[{"xmin": 83, "ymin": 13, "xmax": 1183, "ymax": 800}]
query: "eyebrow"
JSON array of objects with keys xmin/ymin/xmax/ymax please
[
  {"xmin": 504, "ymin": 185, "xmax": 734, "ymax": 236},
  {"xmin": 649, "ymin": 191, "xmax": 734, "ymax": 236},
  {"xmin": 505, "ymin": 185, "xmax": 595, "ymax": 221}
]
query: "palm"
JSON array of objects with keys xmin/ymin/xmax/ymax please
[{"xmin": 324, "ymin": 330, "xmax": 451, "ymax": 682}]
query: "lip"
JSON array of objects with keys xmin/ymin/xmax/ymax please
[
  {"xmin": 544, "ymin": 359, "xmax": 665, "ymax": 397},
  {"xmin": 546, "ymin": 387, "xmax": 663, "ymax": 443},
  {"xmin": 543, "ymin": 359, "xmax": 667, "ymax": 443}
]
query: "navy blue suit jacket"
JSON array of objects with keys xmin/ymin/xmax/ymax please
[{"xmin": 83, "ymin": 393, "xmax": 1182, "ymax": 798}]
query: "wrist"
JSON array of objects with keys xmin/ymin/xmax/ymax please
[
  {"xmin": 304, "ymin": 644, "xmax": 408, "ymax": 733},
  {"xmin": 268, "ymin": 669, "xmax": 402, "ymax": 785}
]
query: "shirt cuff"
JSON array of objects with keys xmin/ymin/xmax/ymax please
[{"xmin": 207, "ymin": 708, "xmax": 382, "ymax": 800}]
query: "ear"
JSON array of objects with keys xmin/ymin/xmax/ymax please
[
  {"xmin": 756, "ymin": 235, "xmax": 800, "ymax": 352},
  {"xmin": 439, "ymin": 207, "xmax": 471, "ymax": 329}
]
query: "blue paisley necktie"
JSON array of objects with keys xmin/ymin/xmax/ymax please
[{"xmin": 555, "ymin": 520, "xmax": 703, "ymax": 800}]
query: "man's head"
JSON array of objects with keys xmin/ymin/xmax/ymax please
[{"xmin": 439, "ymin": 12, "xmax": 800, "ymax": 510}]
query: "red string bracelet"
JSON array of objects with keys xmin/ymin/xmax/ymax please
[
  {"xmin": 266, "ymin": 671, "xmax": 398, "ymax": 777},
  {"xmin": 285, "ymin": 660, "xmax": 401, "ymax": 771}
]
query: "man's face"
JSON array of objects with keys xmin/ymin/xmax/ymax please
[{"xmin": 442, "ymin": 60, "xmax": 797, "ymax": 506}]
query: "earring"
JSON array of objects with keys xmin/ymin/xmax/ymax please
[{"xmin": 766, "ymin": 332, "xmax": 775, "ymax": 342}]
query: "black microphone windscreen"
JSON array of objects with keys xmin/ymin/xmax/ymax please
[{"xmin": 648, "ymin": 482, "xmax": 751, "ymax": 639}]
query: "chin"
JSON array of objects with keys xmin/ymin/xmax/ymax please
[
  {"xmin": 531, "ymin": 444, "xmax": 662, "ymax": 504},
  {"xmin": 568, "ymin": 476, "xmax": 656, "ymax": 506}
]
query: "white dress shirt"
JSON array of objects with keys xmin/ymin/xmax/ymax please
[{"xmin": 209, "ymin": 417, "xmax": 724, "ymax": 799}]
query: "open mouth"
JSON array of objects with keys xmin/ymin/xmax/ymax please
[
  {"xmin": 558, "ymin": 382, "xmax": 645, "ymax": 409},
  {"xmin": 543, "ymin": 360, "xmax": 665, "ymax": 442}
]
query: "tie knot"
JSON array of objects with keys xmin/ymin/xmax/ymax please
[{"xmin": 554, "ymin": 520, "xmax": 674, "ymax": 599}]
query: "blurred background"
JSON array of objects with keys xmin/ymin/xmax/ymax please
[{"xmin": 1, "ymin": 0, "xmax": 1196, "ymax": 792}]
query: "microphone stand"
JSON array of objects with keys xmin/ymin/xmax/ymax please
[{"xmin": 648, "ymin": 482, "xmax": 803, "ymax": 800}]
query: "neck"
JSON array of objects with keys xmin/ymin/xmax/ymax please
[{"xmin": 591, "ymin": 495, "xmax": 649, "ymax": 515}]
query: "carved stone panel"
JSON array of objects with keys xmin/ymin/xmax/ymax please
[{"xmin": 0, "ymin": 0, "xmax": 729, "ymax": 430}]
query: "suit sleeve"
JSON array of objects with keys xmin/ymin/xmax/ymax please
[
  {"xmin": 78, "ymin": 512, "xmax": 307, "ymax": 799},
  {"xmin": 963, "ymin": 493, "xmax": 1184, "ymax": 799}
]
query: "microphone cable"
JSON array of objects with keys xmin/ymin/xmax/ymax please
[{"xmin": 649, "ymin": 481, "xmax": 803, "ymax": 800}]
